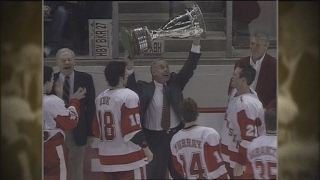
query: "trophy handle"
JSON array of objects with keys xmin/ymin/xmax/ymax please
[{"xmin": 120, "ymin": 27, "xmax": 138, "ymax": 60}]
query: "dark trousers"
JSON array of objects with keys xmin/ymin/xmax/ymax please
[
  {"xmin": 143, "ymin": 125, "xmax": 183, "ymax": 179},
  {"xmin": 44, "ymin": 6, "xmax": 68, "ymax": 50}
]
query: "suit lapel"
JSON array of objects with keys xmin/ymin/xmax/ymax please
[
  {"xmin": 147, "ymin": 82, "xmax": 155, "ymax": 101},
  {"xmin": 54, "ymin": 72, "xmax": 59, "ymax": 81},
  {"xmin": 73, "ymin": 71, "xmax": 80, "ymax": 93},
  {"xmin": 256, "ymin": 54, "xmax": 270, "ymax": 92}
]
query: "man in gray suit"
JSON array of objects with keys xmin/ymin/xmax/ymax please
[{"xmin": 125, "ymin": 37, "xmax": 201, "ymax": 179}]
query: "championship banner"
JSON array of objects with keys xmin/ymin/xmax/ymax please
[{"xmin": 88, "ymin": 19, "xmax": 113, "ymax": 59}]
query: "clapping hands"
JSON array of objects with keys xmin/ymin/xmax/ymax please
[{"xmin": 73, "ymin": 87, "xmax": 86, "ymax": 100}]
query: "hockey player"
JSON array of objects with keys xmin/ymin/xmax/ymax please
[
  {"xmin": 170, "ymin": 97, "xmax": 229, "ymax": 179},
  {"xmin": 43, "ymin": 65, "xmax": 86, "ymax": 180},
  {"xmin": 245, "ymin": 108, "xmax": 277, "ymax": 179},
  {"xmin": 92, "ymin": 61, "xmax": 153, "ymax": 179},
  {"xmin": 220, "ymin": 63, "xmax": 265, "ymax": 178}
]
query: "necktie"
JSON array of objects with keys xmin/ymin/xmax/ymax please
[
  {"xmin": 63, "ymin": 76, "xmax": 70, "ymax": 107},
  {"xmin": 161, "ymin": 85, "xmax": 170, "ymax": 130}
]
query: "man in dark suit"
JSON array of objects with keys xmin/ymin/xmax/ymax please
[
  {"xmin": 125, "ymin": 37, "xmax": 201, "ymax": 179},
  {"xmin": 53, "ymin": 48, "xmax": 96, "ymax": 180},
  {"xmin": 228, "ymin": 29, "xmax": 277, "ymax": 110}
]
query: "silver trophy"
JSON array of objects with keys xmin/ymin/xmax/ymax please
[{"xmin": 121, "ymin": 2, "xmax": 206, "ymax": 59}]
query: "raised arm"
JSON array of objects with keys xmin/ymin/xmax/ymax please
[
  {"xmin": 175, "ymin": 36, "xmax": 201, "ymax": 90},
  {"xmin": 124, "ymin": 52, "xmax": 142, "ymax": 95}
]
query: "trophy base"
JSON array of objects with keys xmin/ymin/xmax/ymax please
[{"xmin": 120, "ymin": 27, "xmax": 136, "ymax": 60}]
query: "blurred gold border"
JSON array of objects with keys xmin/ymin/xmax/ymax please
[
  {"xmin": 278, "ymin": 1, "xmax": 319, "ymax": 179},
  {"xmin": 1, "ymin": 2, "xmax": 42, "ymax": 180}
]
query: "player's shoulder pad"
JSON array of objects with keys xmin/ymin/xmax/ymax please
[
  {"xmin": 46, "ymin": 95, "xmax": 65, "ymax": 107},
  {"xmin": 122, "ymin": 89, "xmax": 139, "ymax": 106},
  {"xmin": 202, "ymin": 126, "xmax": 219, "ymax": 137}
]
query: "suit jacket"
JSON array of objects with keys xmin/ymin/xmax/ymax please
[
  {"xmin": 127, "ymin": 52, "xmax": 201, "ymax": 128},
  {"xmin": 228, "ymin": 53, "xmax": 277, "ymax": 109},
  {"xmin": 54, "ymin": 70, "xmax": 96, "ymax": 146}
]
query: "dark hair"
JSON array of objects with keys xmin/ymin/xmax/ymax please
[
  {"xmin": 43, "ymin": 66, "xmax": 53, "ymax": 85},
  {"xmin": 179, "ymin": 97, "xmax": 199, "ymax": 123},
  {"xmin": 238, "ymin": 63, "xmax": 256, "ymax": 85},
  {"xmin": 265, "ymin": 108, "xmax": 277, "ymax": 131},
  {"xmin": 104, "ymin": 61, "xmax": 126, "ymax": 87}
]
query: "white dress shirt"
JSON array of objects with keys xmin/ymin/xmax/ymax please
[
  {"xmin": 144, "ymin": 81, "xmax": 180, "ymax": 131},
  {"xmin": 250, "ymin": 53, "xmax": 265, "ymax": 90}
]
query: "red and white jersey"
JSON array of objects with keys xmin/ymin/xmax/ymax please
[
  {"xmin": 92, "ymin": 88, "xmax": 147, "ymax": 172},
  {"xmin": 246, "ymin": 134, "xmax": 277, "ymax": 179},
  {"xmin": 43, "ymin": 94, "xmax": 79, "ymax": 143},
  {"xmin": 221, "ymin": 88, "xmax": 265, "ymax": 167},
  {"xmin": 170, "ymin": 125, "xmax": 229, "ymax": 179}
]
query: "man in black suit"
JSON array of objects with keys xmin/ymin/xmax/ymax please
[
  {"xmin": 53, "ymin": 48, "xmax": 96, "ymax": 180},
  {"xmin": 125, "ymin": 37, "xmax": 201, "ymax": 179}
]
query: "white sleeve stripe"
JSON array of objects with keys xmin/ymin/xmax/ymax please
[
  {"xmin": 240, "ymin": 140, "xmax": 251, "ymax": 148},
  {"xmin": 207, "ymin": 165, "xmax": 227, "ymax": 179},
  {"xmin": 67, "ymin": 106, "xmax": 78, "ymax": 121}
]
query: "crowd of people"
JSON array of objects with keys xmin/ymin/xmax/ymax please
[
  {"xmin": 42, "ymin": 2, "xmax": 320, "ymax": 179},
  {"xmin": 42, "ymin": 28, "xmax": 279, "ymax": 180},
  {"xmin": 2, "ymin": 1, "xmax": 319, "ymax": 180},
  {"xmin": 1, "ymin": 2, "xmax": 319, "ymax": 179}
]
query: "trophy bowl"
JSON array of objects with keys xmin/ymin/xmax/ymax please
[{"xmin": 121, "ymin": 2, "xmax": 206, "ymax": 60}]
